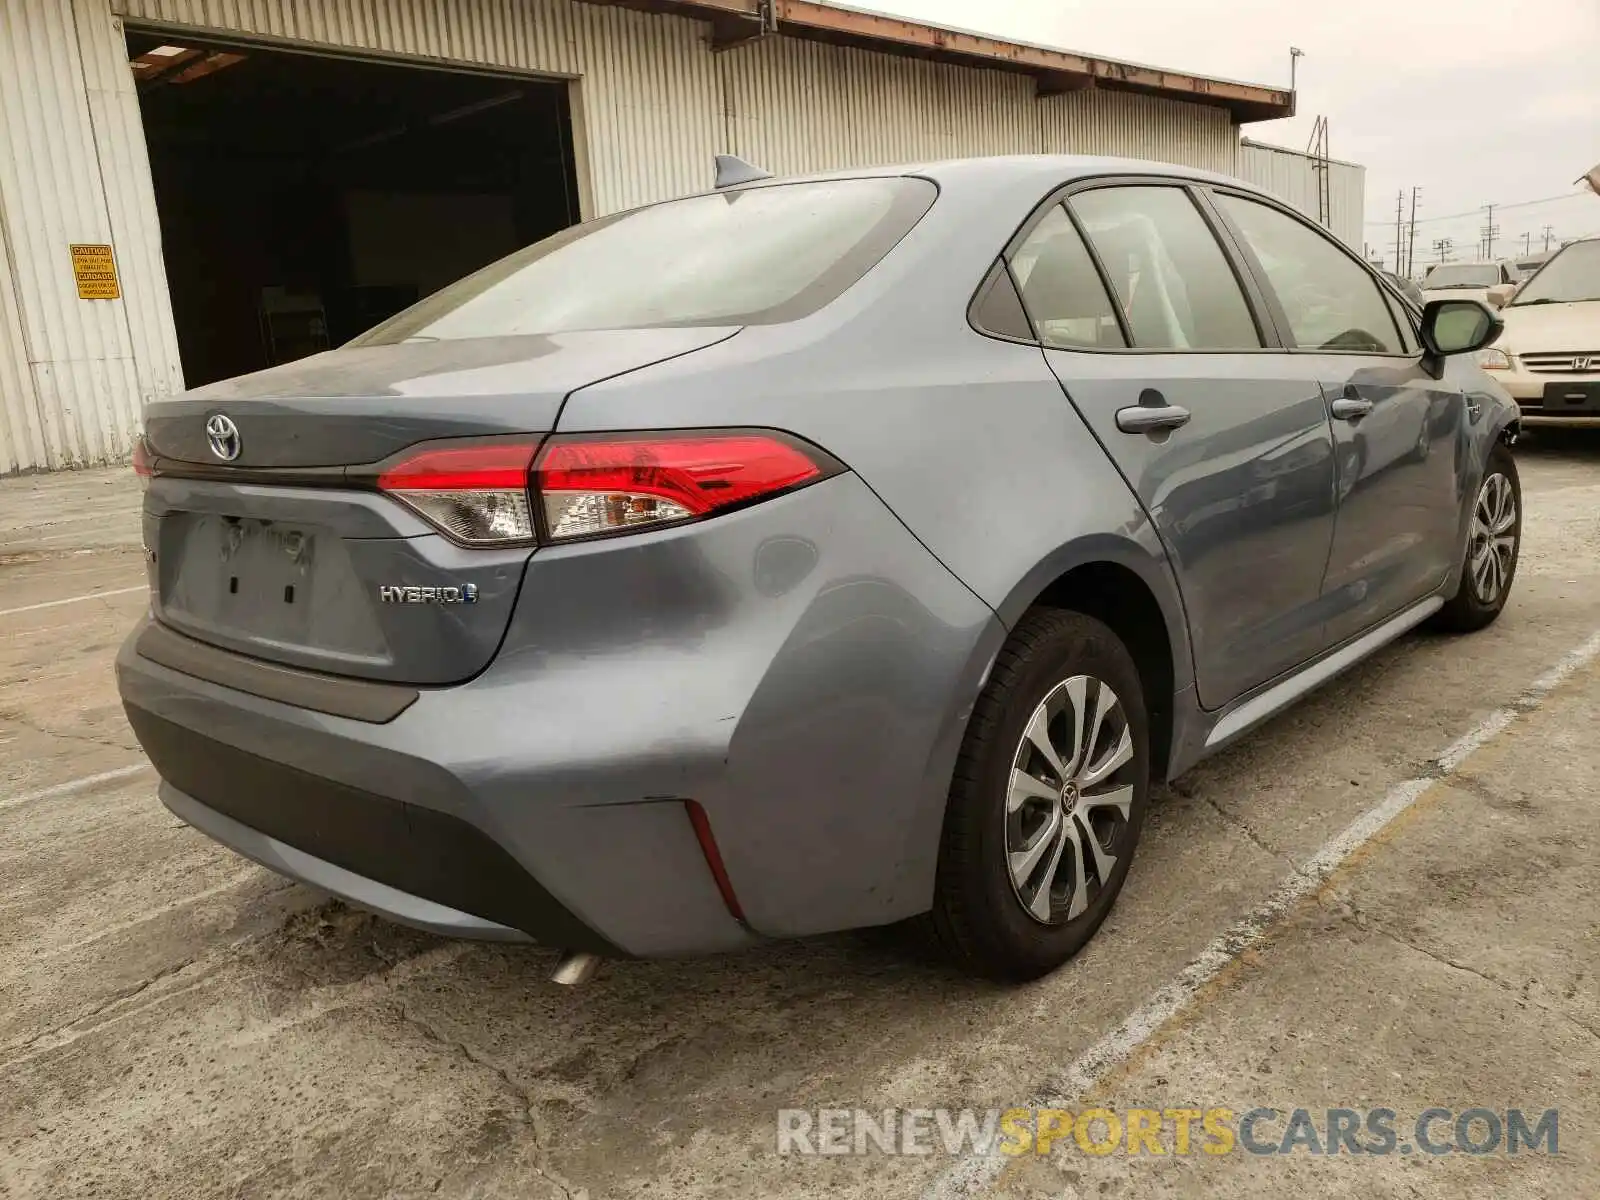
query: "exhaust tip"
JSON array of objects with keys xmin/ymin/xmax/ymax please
[{"xmin": 550, "ymin": 951, "xmax": 603, "ymax": 986}]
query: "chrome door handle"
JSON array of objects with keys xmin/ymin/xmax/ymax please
[
  {"xmin": 1330, "ymin": 396, "xmax": 1374, "ymax": 421},
  {"xmin": 1115, "ymin": 402, "xmax": 1192, "ymax": 434}
]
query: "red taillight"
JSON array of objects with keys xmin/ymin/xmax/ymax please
[
  {"xmin": 684, "ymin": 800, "xmax": 745, "ymax": 922},
  {"xmin": 533, "ymin": 432, "xmax": 827, "ymax": 542},
  {"xmin": 377, "ymin": 441, "xmax": 539, "ymax": 546},
  {"xmin": 374, "ymin": 431, "xmax": 834, "ymax": 547},
  {"xmin": 131, "ymin": 437, "xmax": 152, "ymax": 488}
]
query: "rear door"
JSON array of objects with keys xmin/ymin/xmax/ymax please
[
  {"xmin": 1208, "ymin": 190, "xmax": 1463, "ymax": 647},
  {"xmin": 1016, "ymin": 181, "xmax": 1338, "ymax": 709}
]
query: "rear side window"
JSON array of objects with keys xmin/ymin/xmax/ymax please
[
  {"xmin": 354, "ymin": 177, "xmax": 936, "ymax": 341},
  {"xmin": 1069, "ymin": 186, "xmax": 1262, "ymax": 350},
  {"xmin": 1217, "ymin": 194, "xmax": 1403, "ymax": 354},
  {"xmin": 1008, "ymin": 205, "xmax": 1126, "ymax": 349}
]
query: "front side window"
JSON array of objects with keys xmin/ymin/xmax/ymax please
[
  {"xmin": 354, "ymin": 177, "xmax": 937, "ymax": 342},
  {"xmin": 1507, "ymin": 240, "xmax": 1600, "ymax": 306},
  {"xmin": 1068, "ymin": 186, "xmax": 1261, "ymax": 351},
  {"xmin": 1217, "ymin": 194, "xmax": 1403, "ymax": 354},
  {"xmin": 1008, "ymin": 205, "xmax": 1125, "ymax": 349}
]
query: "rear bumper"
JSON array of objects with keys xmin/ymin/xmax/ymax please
[
  {"xmin": 160, "ymin": 782, "xmax": 532, "ymax": 942},
  {"xmin": 119, "ymin": 641, "xmax": 728, "ymax": 956},
  {"xmin": 117, "ymin": 472, "xmax": 1002, "ymax": 956}
]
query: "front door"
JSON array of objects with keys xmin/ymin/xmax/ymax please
[
  {"xmin": 1010, "ymin": 184, "xmax": 1337, "ymax": 709},
  {"xmin": 1210, "ymin": 191, "xmax": 1463, "ymax": 645}
]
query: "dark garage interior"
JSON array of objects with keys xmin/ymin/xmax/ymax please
[{"xmin": 127, "ymin": 31, "xmax": 581, "ymax": 388}]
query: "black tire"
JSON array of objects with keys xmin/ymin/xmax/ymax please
[
  {"xmin": 925, "ymin": 609, "xmax": 1150, "ymax": 981},
  {"xmin": 1432, "ymin": 441, "xmax": 1521, "ymax": 633}
]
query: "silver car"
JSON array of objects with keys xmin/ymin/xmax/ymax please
[{"xmin": 118, "ymin": 156, "xmax": 1520, "ymax": 982}]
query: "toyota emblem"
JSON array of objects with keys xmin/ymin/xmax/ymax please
[{"xmin": 205, "ymin": 413, "xmax": 241, "ymax": 462}]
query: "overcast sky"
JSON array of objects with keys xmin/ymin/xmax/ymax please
[{"xmin": 864, "ymin": 0, "xmax": 1600, "ymax": 272}]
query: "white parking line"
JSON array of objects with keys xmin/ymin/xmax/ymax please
[
  {"xmin": 0, "ymin": 763, "xmax": 152, "ymax": 812},
  {"xmin": 0, "ymin": 584, "xmax": 146, "ymax": 619},
  {"xmin": 925, "ymin": 626, "xmax": 1600, "ymax": 1200}
]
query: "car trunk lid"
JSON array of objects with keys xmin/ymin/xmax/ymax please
[{"xmin": 140, "ymin": 328, "xmax": 737, "ymax": 686}]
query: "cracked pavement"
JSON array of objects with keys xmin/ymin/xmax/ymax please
[{"xmin": 3, "ymin": 432, "xmax": 1600, "ymax": 1200}]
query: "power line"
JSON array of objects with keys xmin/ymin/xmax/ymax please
[{"xmin": 1364, "ymin": 189, "xmax": 1587, "ymax": 228}]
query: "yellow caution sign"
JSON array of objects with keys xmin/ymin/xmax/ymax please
[{"xmin": 69, "ymin": 244, "xmax": 120, "ymax": 300}]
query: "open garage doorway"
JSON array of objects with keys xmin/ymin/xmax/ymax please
[{"xmin": 127, "ymin": 30, "xmax": 582, "ymax": 388}]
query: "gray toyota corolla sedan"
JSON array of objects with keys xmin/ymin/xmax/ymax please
[{"xmin": 118, "ymin": 155, "xmax": 1521, "ymax": 982}]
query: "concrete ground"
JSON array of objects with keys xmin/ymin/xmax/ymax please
[{"xmin": 2, "ymin": 432, "xmax": 1598, "ymax": 1200}]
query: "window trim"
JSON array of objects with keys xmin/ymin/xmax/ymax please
[
  {"xmin": 967, "ymin": 256, "xmax": 1038, "ymax": 344},
  {"xmin": 1379, "ymin": 284, "xmax": 1420, "ymax": 354},
  {"xmin": 1001, "ymin": 200, "xmax": 1133, "ymax": 350},
  {"xmin": 1202, "ymin": 185, "xmax": 1418, "ymax": 361},
  {"xmin": 998, "ymin": 175, "xmax": 1286, "ymax": 355}
]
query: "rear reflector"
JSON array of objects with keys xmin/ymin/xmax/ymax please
[
  {"xmin": 534, "ymin": 432, "xmax": 826, "ymax": 542},
  {"xmin": 684, "ymin": 800, "xmax": 745, "ymax": 922},
  {"xmin": 377, "ymin": 442, "xmax": 539, "ymax": 546}
]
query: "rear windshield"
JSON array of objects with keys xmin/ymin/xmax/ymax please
[
  {"xmin": 1423, "ymin": 264, "xmax": 1499, "ymax": 288},
  {"xmin": 1507, "ymin": 240, "xmax": 1600, "ymax": 306},
  {"xmin": 354, "ymin": 177, "xmax": 937, "ymax": 343}
]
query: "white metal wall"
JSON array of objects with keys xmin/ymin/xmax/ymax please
[
  {"xmin": 0, "ymin": 0, "xmax": 183, "ymax": 474},
  {"xmin": 1, "ymin": 0, "xmax": 1246, "ymax": 472},
  {"xmin": 1040, "ymin": 88, "xmax": 1237, "ymax": 175},
  {"xmin": 1237, "ymin": 139, "xmax": 1366, "ymax": 250}
]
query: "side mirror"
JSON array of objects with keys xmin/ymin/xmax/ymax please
[
  {"xmin": 1486, "ymin": 283, "xmax": 1515, "ymax": 307},
  {"xmin": 1420, "ymin": 298, "xmax": 1503, "ymax": 372}
]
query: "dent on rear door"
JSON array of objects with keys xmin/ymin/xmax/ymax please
[
  {"xmin": 1043, "ymin": 352, "xmax": 1338, "ymax": 708},
  {"xmin": 1312, "ymin": 354, "xmax": 1466, "ymax": 645}
]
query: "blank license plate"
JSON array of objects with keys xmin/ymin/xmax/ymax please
[{"xmin": 168, "ymin": 515, "xmax": 319, "ymax": 642}]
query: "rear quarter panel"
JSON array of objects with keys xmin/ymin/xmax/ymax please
[{"xmin": 552, "ymin": 176, "xmax": 1201, "ymax": 924}]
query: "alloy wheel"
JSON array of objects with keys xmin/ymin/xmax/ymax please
[
  {"xmin": 1468, "ymin": 471, "xmax": 1518, "ymax": 605},
  {"xmin": 1004, "ymin": 675, "xmax": 1137, "ymax": 925}
]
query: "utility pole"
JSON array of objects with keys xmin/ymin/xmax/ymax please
[
  {"xmin": 1406, "ymin": 186, "xmax": 1420, "ymax": 277},
  {"xmin": 1481, "ymin": 203, "xmax": 1499, "ymax": 261},
  {"xmin": 1542, "ymin": 224, "xmax": 1555, "ymax": 251},
  {"xmin": 1431, "ymin": 236, "xmax": 1453, "ymax": 264},
  {"xmin": 1395, "ymin": 191, "xmax": 1406, "ymax": 274},
  {"xmin": 1521, "ymin": 232, "xmax": 1532, "ymax": 256}
]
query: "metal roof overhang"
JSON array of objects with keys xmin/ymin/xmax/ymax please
[{"xmin": 579, "ymin": 0, "xmax": 1295, "ymax": 123}]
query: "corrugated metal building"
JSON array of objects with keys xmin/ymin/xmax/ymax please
[
  {"xmin": 1238, "ymin": 137, "xmax": 1366, "ymax": 251},
  {"xmin": 0, "ymin": 0, "xmax": 1304, "ymax": 474}
]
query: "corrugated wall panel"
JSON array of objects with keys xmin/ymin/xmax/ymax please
[
  {"xmin": 721, "ymin": 36, "xmax": 1035, "ymax": 178},
  {"xmin": 0, "ymin": 0, "xmax": 145, "ymax": 469},
  {"xmin": 75, "ymin": 2, "xmax": 185, "ymax": 419},
  {"xmin": 1327, "ymin": 159, "xmax": 1365, "ymax": 252},
  {"xmin": 1238, "ymin": 141, "xmax": 1365, "ymax": 250},
  {"xmin": 1039, "ymin": 89, "xmax": 1237, "ymax": 175},
  {"xmin": 0, "ymin": 199, "xmax": 47, "ymax": 474},
  {"xmin": 572, "ymin": 2, "xmax": 722, "ymax": 214}
]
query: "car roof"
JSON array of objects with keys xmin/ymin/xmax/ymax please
[{"xmin": 729, "ymin": 153, "xmax": 1274, "ymax": 199}]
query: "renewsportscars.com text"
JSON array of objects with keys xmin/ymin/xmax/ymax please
[{"xmin": 776, "ymin": 1106, "xmax": 1559, "ymax": 1157}]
